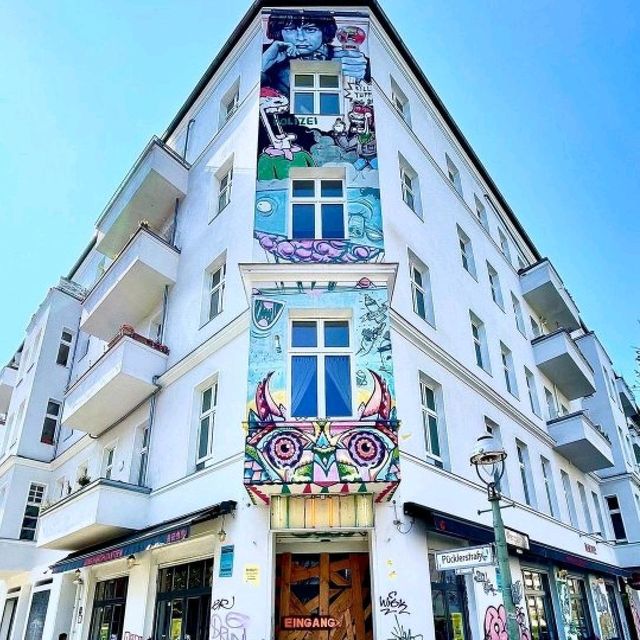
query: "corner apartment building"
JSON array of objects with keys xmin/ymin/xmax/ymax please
[{"xmin": 1, "ymin": 2, "xmax": 639, "ymax": 640}]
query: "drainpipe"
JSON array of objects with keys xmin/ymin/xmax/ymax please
[
  {"xmin": 182, "ymin": 118, "xmax": 196, "ymax": 161},
  {"xmin": 170, "ymin": 198, "xmax": 180, "ymax": 247}
]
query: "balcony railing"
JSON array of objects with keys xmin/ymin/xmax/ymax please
[
  {"xmin": 519, "ymin": 259, "xmax": 581, "ymax": 331},
  {"xmin": 96, "ymin": 136, "xmax": 189, "ymax": 259},
  {"xmin": 532, "ymin": 329, "xmax": 595, "ymax": 400},
  {"xmin": 81, "ymin": 225, "xmax": 179, "ymax": 340},
  {"xmin": 62, "ymin": 327, "xmax": 168, "ymax": 436},
  {"xmin": 547, "ymin": 410, "xmax": 614, "ymax": 472},
  {"xmin": 38, "ymin": 478, "xmax": 150, "ymax": 550},
  {"xmin": 244, "ymin": 418, "xmax": 400, "ymax": 503}
]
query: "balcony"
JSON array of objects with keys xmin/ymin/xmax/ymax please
[
  {"xmin": 519, "ymin": 259, "xmax": 581, "ymax": 331},
  {"xmin": 532, "ymin": 330, "xmax": 595, "ymax": 400},
  {"xmin": 0, "ymin": 365, "xmax": 17, "ymax": 413},
  {"xmin": 38, "ymin": 479, "xmax": 150, "ymax": 550},
  {"xmin": 62, "ymin": 329, "xmax": 168, "ymax": 436},
  {"xmin": 0, "ymin": 539, "xmax": 36, "ymax": 577},
  {"xmin": 548, "ymin": 411, "xmax": 614, "ymax": 472},
  {"xmin": 615, "ymin": 376, "xmax": 639, "ymax": 420},
  {"xmin": 81, "ymin": 226, "xmax": 179, "ymax": 340},
  {"xmin": 96, "ymin": 137, "xmax": 189, "ymax": 259},
  {"xmin": 244, "ymin": 419, "xmax": 400, "ymax": 504}
]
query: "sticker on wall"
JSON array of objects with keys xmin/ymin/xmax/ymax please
[
  {"xmin": 219, "ymin": 544, "xmax": 234, "ymax": 578},
  {"xmin": 243, "ymin": 564, "xmax": 261, "ymax": 586}
]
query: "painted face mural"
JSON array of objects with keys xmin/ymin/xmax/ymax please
[
  {"xmin": 256, "ymin": 10, "xmax": 382, "ymax": 264},
  {"xmin": 243, "ymin": 280, "xmax": 399, "ymax": 503}
]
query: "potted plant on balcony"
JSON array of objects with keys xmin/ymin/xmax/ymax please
[{"xmin": 77, "ymin": 472, "xmax": 92, "ymax": 488}]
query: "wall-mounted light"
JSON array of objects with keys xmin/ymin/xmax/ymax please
[
  {"xmin": 127, "ymin": 554, "xmax": 138, "ymax": 569},
  {"xmin": 73, "ymin": 569, "xmax": 83, "ymax": 586},
  {"xmin": 218, "ymin": 516, "xmax": 227, "ymax": 543}
]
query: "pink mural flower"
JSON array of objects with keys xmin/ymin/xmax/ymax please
[{"xmin": 484, "ymin": 605, "xmax": 508, "ymax": 640}]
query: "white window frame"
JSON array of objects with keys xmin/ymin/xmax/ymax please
[
  {"xmin": 592, "ymin": 491, "xmax": 607, "ymax": 538},
  {"xmin": 498, "ymin": 228, "xmax": 512, "ymax": 263},
  {"xmin": 390, "ymin": 77, "xmax": 410, "ymax": 124},
  {"xmin": 530, "ymin": 316, "xmax": 542, "ymax": 338},
  {"xmin": 561, "ymin": 470, "xmax": 578, "ymax": 527},
  {"xmin": 399, "ymin": 155, "xmax": 421, "ymax": 218},
  {"xmin": 540, "ymin": 456, "xmax": 557, "ymax": 517},
  {"xmin": 470, "ymin": 311, "xmax": 490, "ymax": 373},
  {"xmin": 516, "ymin": 441, "xmax": 535, "ymax": 507},
  {"xmin": 288, "ymin": 316, "xmax": 354, "ymax": 419},
  {"xmin": 196, "ymin": 381, "xmax": 218, "ymax": 468},
  {"xmin": 220, "ymin": 80, "xmax": 240, "ymax": 126},
  {"xmin": 102, "ymin": 443, "xmax": 117, "ymax": 480},
  {"xmin": 290, "ymin": 176, "xmax": 346, "ymax": 240},
  {"xmin": 290, "ymin": 65, "xmax": 342, "ymax": 116},
  {"xmin": 457, "ymin": 226, "xmax": 476, "ymax": 278},
  {"xmin": 204, "ymin": 259, "xmax": 226, "ymax": 324},
  {"xmin": 524, "ymin": 367, "xmax": 541, "ymax": 417},
  {"xmin": 56, "ymin": 329, "xmax": 74, "ymax": 367},
  {"xmin": 420, "ymin": 376, "xmax": 443, "ymax": 467},
  {"xmin": 487, "ymin": 262, "xmax": 504, "ymax": 309},
  {"xmin": 511, "ymin": 293, "xmax": 526, "ymax": 336},
  {"xmin": 605, "ymin": 494, "xmax": 627, "ymax": 541},
  {"xmin": 409, "ymin": 253, "xmax": 435, "ymax": 327},
  {"xmin": 19, "ymin": 482, "xmax": 46, "ymax": 541},
  {"xmin": 500, "ymin": 342, "xmax": 518, "ymax": 397},
  {"xmin": 445, "ymin": 154, "xmax": 463, "ymax": 196},
  {"xmin": 217, "ymin": 166, "xmax": 233, "ymax": 214},
  {"xmin": 544, "ymin": 387, "xmax": 558, "ymax": 421},
  {"xmin": 135, "ymin": 423, "xmax": 150, "ymax": 486},
  {"xmin": 577, "ymin": 482, "xmax": 594, "ymax": 533},
  {"xmin": 40, "ymin": 399, "xmax": 61, "ymax": 445},
  {"xmin": 474, "ymin": 194, "xmax": 489, "ymax": 231}
]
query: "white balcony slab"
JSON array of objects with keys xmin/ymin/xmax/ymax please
[
  {"xmin": 615, "ymin": 376, "xmax": 638, "ymax": 419},
  {"xmin": 96, "ymin": 138, "xmax": 188, "ymax": 259},
  {"xmin": 532, "ymin": 330, "xmax": 595, "ymax": 400},
  {"xmin": 0, "ymin": 366, "xmax": 17, "ymax": 413},
  {"xmin": 38, "ymin": 479, "xmax": 150, "ymax": 550},
  {"xmin": 548, "ymin": 411, "xmax": 614, "ymax": 472},
  {"xmin": 614, "ymin": 541, "xmax": 640, "ymax": 568},
  {"xmin": 0, "ymin": 538, "xmax": 36, "ymax": 577},
  {"xmin": 81, "ymin": 227, "xmax": 179, "ymax": 340},
  {"xmin": 62, "ymin": 336, "xmax": 167, "ymax": 436},
  {"xmin": 520, "ymin": 259, "xmax": 580, "ymax": 330}
]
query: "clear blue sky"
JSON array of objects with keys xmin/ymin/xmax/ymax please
[{"xmin": 0, "ymin": 1, "xmax": 638, "ymax": 388}]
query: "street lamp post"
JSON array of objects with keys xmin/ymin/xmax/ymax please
[{"xmin": 470, "ymin": 434, "xmax": 521, "ymax": 640}]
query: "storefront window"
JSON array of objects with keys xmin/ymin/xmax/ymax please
[
  {"xmin": 428, "ymin": 552, "xmax": 470, "ymax": 640},
  {"xmin": 154, "ymin": 559, "xmax": 213, "ymax": 640},
  {"xmin": 567, "ymin": 577, "xmax": 593, "ymax": 640},
  {"xmin": 523, "ymin": 569, "xmax": 557, "ymax": 640},
  {"xmin": 88, "ymin": 577, "xmax": 129, "ymax": 640},
  {"xmin": 604, "ymin": 584, "xmax": 623, "ymax": 640},
  {"xmin": 24, "ymin": 590, "xmax": 50, "ymax": 640}
]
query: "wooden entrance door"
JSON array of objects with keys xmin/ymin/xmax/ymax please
[{"xmin": 275, "ymin": 553, "xmax": 373, "ymax": 640}]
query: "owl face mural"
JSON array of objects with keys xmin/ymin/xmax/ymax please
[
  {"xmin": 243, "ymin": 280, "xmax": 400, "ymax": 503},
  {"xmin": 255, "ymin": 10, "xmax": 383, "ymax": 265}
]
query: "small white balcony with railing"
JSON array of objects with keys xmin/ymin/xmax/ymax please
[
  {"xmin": 547, "ymin": 410, "xmax": 614, "ymax": 472},
  {"xmin": 37, "ymin": 478, "xmax": 150, "ymax": 550},
  {"xmin": 96, "ymin": 137, "xmax": 189, "ymax": 259},
  {"xmin": 62, "ymin": 328, "xmax": 168, "ymax": 436},
  {"xmin": 519, "ymin": 259, "xmax": 581, "ymax": 331},
  {"xmin": 532, "ymin": 330, "xmax": 595, "ymax": 400},
  {"xmin": 81, "ymin": 226, "xmax": 179, "ymax": 340}
]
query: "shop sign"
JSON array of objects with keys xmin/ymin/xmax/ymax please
[
  {"xmin": 505, "ymin": 528, "xmax": 530, "ymax": 550},
  {"xmin": 219, "ymin": 545, "xmax": 234, "ymax": 578},
  {"xmin": 584, "ymin": 542, "xmax": 597, "ymax": 555},
  {"xmin": 282, "ymin": 616, "xmax": 342, "ymax": 630},
  {"xmin": 435, "ymin": 544, "xmax": 495, "ymax": 571}
]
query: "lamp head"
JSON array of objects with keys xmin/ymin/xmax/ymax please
[{"xmin": 470, "ymin": 434, "xmax": 507, "ymax": 488}]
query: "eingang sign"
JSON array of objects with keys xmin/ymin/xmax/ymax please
[{"xmin": 435, "ymin": 544, "xmax": 495, "ymax": 571}]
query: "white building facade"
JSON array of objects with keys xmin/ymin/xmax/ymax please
[{"xmin": 1, "ymin": 2, "xmax": 640, "ymax": 640}]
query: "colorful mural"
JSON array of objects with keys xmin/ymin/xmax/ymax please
[
  {"xmin": 255, "ymin": 9, "xmax": 383, "ymax": 264},
  {"xmin": 243, "ymin": 279, "xmax": 399, "ymax": 503}
]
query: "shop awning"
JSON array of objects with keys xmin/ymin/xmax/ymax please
[
  {"xmin": 50, "ymin": 500, "xmax": 236, "ymax": 574},
  {"xmin": 404, "ymin": 502, "xmax": 631, "ymax": 579}
]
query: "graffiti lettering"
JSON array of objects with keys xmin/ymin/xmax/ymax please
[
  {"xmin": 211, "ymin": 612, "xmax": 249, "ymax": 640},
  {"xmin": 474, "ymin": 569, "xmax": 498, "ymax": 596},
  {"xmin": 123, "ymin": 633, "xmax": 143, "ymax": 640},
  {"xmin": 484, "ymin": 604, "xmax": 530, "ymax": 640},
  {"xmin": 379, "ymin": 590, "xmax": 409, "ymax": 615},
  {"xmin": 388, "ymin": 614, "xmax": 424, "ymax": 640},
  {"xmin": 280, "ymin": 115, "xmax": 319, "ymax": 127},
  {"xmin": 211, "ymin": 596, "xmax": 235, "ymax": 611}
]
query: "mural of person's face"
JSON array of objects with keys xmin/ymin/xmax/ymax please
[{"xmin": 280, "ymin": 22, "xmax": 324, "ymax": 55}]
